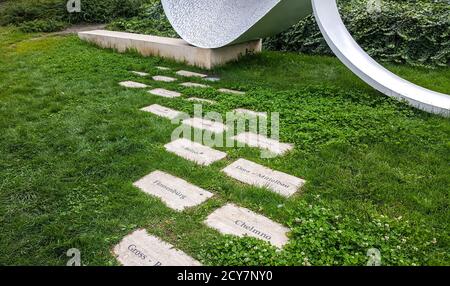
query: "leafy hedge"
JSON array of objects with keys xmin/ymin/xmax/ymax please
[
  {"xmin": 0, "ymin": 0, "xmax": 148, "ymax": 31},
  {"xmin": 1, "ymin": 0, "xmax": 448, "ymax": 67},
  {"xmin": 107, "ymin": 1, "xmax": 177, "ymax": 38},
  {"xmin": 110, "ymin": 0, "xmax": 449, "ymax": 68},
  {"xmin": 265, "ymin": 0, "xmax": 450, "ymax": 67}
]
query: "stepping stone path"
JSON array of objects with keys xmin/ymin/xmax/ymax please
[
  {"xmin": 218, "ymin": 88, "xmax": 245, "ymax": 95},
  {"xmin": 133, "ymin": 170, "xmax": 213, "ymax": 211},
  {"xmin": 114, "ymin": 65, "xmax": 314, "ymax": 263},
  {"xmin": 180, "ymin": 82, "xmax": 210, "ymax": 88},
  {"xmin": 232, "ymin": 132, "xmax": 293, "ymax": 156},
  {"xmin": 131, "ymin": 71, "xmax": 149, "ymax": 77},
  {"xmin": 187, "ymin": 97, "xmax": 216, "ymax": 104},
  {"xmin": 234, "ymin": 108, "xmax": 267, "ymax": 118},
  {"xmin": 153, "ymin": 75, "xmax": 177, "ymax": 82},
  {"xmin": 165, "ymin": 138, "xmax": 227, "ymax": 166},
  {"xmin": 119, "ymin": 81, "xmax": 148, "ymax": 88},
  {"xmin": 223, "ymin": 158, "xmax": 305, "ymax": 197},
  {"xmin": 141, "ymin": 104, "xmax": 183, "ymax": 120},
  {"xmin": 176, "ymin": 70, "xmax": 208, "ymax": 78},
  {"xmin": 148, "ymin": 88, "xmax": 181, "ymax": 98},
  {"xmin": 205, "ymin": 204, "xmax": 289, "ymax": 248},
  {"xmin": 182, "ymin": 117, "xmax": 228, "ymax": 134},
  {"xmin": 114, "ymin": 229, "xmax": 201, "ymax": 266},
  {"xmin": 204, "ymin": 77, "xmax": 220, "ymax": 82}
]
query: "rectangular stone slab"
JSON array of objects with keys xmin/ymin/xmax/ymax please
[
  {"xmin": 223, "ymin": 159, "xmax": 305, "ymax": 197},
  {"xmin": 180, "ymin": 82, "xmax": 210, "ymax": 88},
  {"xmin": 176, "ymin": 70, "xmax": 208, "ymax": 78},
  {"xmin": 187, "ymin": 97, "xmax": 216, "ymax": 104},
  {"xmin": 131, "ymin": 71, "xmax": 149, "ymax": 77},
  {"xmin": 205, "ymin": 204, "xmax": 289, "ymax": 248},
  {"xmin": 232, "ymin": 132, "xmax": 294, "ymax": 156},
  {"xmin": 78, "ymin": 30, "xmax": 261, "ymax": 70},
  {"xmin": 156, "ymin": 66, "xmax": 171, "ymax": 71},
  {"xmin": 148, "ymin": 88, "xmax": 181, "ymax": 98},
  {"xmin": 182, "ymin": 117, "xmax": 228, "ymax": 134},
  {"xmin": 114, "ymin": 229, "xmax": 201, "ymax": 266},
  {"xmin": 141, "ymin": 104, "xmax": 183, "ymax": 120},
  {"xmin": 165, "ymin": 138, "xmax": 227, "ymax": 166},
  {"xmin": 133, "ymin": 170, "xmax": 213, "ymax": 211},
  {"xmin": 218, "ymin": 88, "xmax": 245, "ymax": 95},
  {"xmin": 152, "ymin": 75, "xmax": 177, "ymax": 82},
  {"xmin": 119, "ymin": 81, "xmax": 148, "ymax": 88}
]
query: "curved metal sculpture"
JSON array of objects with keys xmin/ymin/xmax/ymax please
[
  {"xmin": 161, "ymin": 0, "xmax": 312, "ymax": 49},
  {"xmin": 162, "ymin": 0, "xmax": 450, "ymax": 116}
]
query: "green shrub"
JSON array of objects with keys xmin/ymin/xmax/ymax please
[
  {"xmin": 19, "ymin": 19, "xmax": 68, "ymax": 33},
  {"xmin": 0, "ymin": 0, "xmax": 148, "ymax": 28},
  {"xmin": 107, "ymin": 1, "xmax": 177, "ymax": 37},
  {"xmin": 0, "ymin": 0, "xmax": 66, "ymax": 26},
  {"xmin": 265, "ymin": 0, "xmax": 450, "ymax": 67}
]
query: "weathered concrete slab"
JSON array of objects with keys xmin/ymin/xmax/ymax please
[
  {"xmin": 133, "ymin": 170, "xmax": 213, "ymax": 211},
  {"xmin": 205, "ymin": 204, "xmax": 289, "ymax": 248},
  {"xmin": 119, "ymin": 81, "xmax": 148, "ymax": 88},
  {"xmin": 141, "ymin": 104, "xmax": 183, "ymax": 120},
  {"xmin": 180, "ymin": 82, "xmax": 210, "ymax": 88},
  {"xmin": 232, "ymin": 132, "xmax": 293, "ymax": 156},
  {"xmin": 165, "ymin": 138, "xmax": 227, "ymax": 166},
  {"xmin": 153, "ymin": 75, "xmax": 177, "ymax": 82},
  {"xmin": 223, "ymin": 159, "xmax": 305, "ymax": 197},
  {"xmin": 78, "ymin": 30, "xmax": 262, "ymax": 69},
  {"xmin": 156, "ymin": 66, "xmax": 171, "ymax": 71},
  {"xmin": 114, "ymin": 229, "xmax": 201, "ymax": 266},
  {"xmin": 176, "ymin": 70, "xmax": 208, "ymax": 78},
  {"xmin": 187, "ymin": 97, "xmax": 216, "ymax": 104},
  {"xmin": 131, "ymin": 71, "xmax": 149, "ymax": 77},
  {"xmin": 148, "ymin": 88, "xmax": 181, "ymax": 98},
  {"xmin": 218, "ymin": 88, "xmax": 245, "ymax": 95},
  {"xmin": 182, "ymin": 117, "xmax": 228, "ymax": 134}
]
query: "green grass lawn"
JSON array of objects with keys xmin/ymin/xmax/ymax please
[{"xmin": 0, "ymin": 27, "xmax": 449, "ymax": 266}]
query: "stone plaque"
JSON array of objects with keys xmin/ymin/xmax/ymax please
[
  {"xmin": 152, "ymin": 75, "xmax": 177, "ymax": 82},
  {"xmin": 176, "ymin": 70, "xmax": 208, "ymax": 78},
  {"xmin": 148, "ymin": 88, "xmax": 181, "ymax": 98},
  {"xmin": 141, "ymin": 104, "xmax": 183, "ymax": 120},
  {"xmin": 205, "ymin": 204, "xmax": 289, "ymax": 248},
  {"xmin": 187, "ymin": 97, "xmax": 216, "ymax": 104},
  {"xmin": 165, "ymin": 138, "xmax": 227, "ymax": 166},
  {"xmin": 222, "ymin": 159, "xmax": 305, "ymax": 197},
  {"xmin": 204, "ymin": 77, "xmax": 220, "ymax": 82},
  {"xmin": 114, "ymin": 229, "xmax": 201, "ymax": 266},
  {"xmin": 131, "ymin": 71, "xmax": 149, "ymax": 77},
  {"xmin": 182, "ymin": 117, "xmax": 228, "ymax": 134},
  {"xmin": 133, "ymin": 170, "xmax": 213, "ymax": 211},
  {"xmin": 180, "ymin": 82, "xmax": 209, "ymax": 88},
  {"xmin": 232, "ymin": 132, "xmax": 293, "ymax": 156},
  {"xmin": 218, "ymin": 88, "xmax": 245, "ymax": 95},
  {"xmin": 119, "ymin": 81, "xmax": 147, "ymax": 88}
]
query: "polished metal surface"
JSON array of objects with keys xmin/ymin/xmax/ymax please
[{"xmin": 161, "ymin": 0, "xmax": 450, "ymax": 116}]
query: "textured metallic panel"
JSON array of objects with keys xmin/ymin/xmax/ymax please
[
  {"xmin": 161, "ymin": 0, "xmax": 312, "ymax": 48},
  {"xmin": 161, "ymin": 0, "xmax": 450, "ymax": 116}
]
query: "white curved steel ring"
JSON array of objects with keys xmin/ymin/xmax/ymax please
[{"xmin": 162, "ymin": 0, "xmax": 450, "ymax": 116}]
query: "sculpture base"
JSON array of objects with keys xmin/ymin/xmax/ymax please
[{"xmin": 78, "ymin": 30, "xmax": 262, "ymax": 69}]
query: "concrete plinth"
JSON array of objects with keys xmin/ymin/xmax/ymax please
[{"xmin": 78, "ymin": 30, "xmax": 262, "ymax": 69}]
